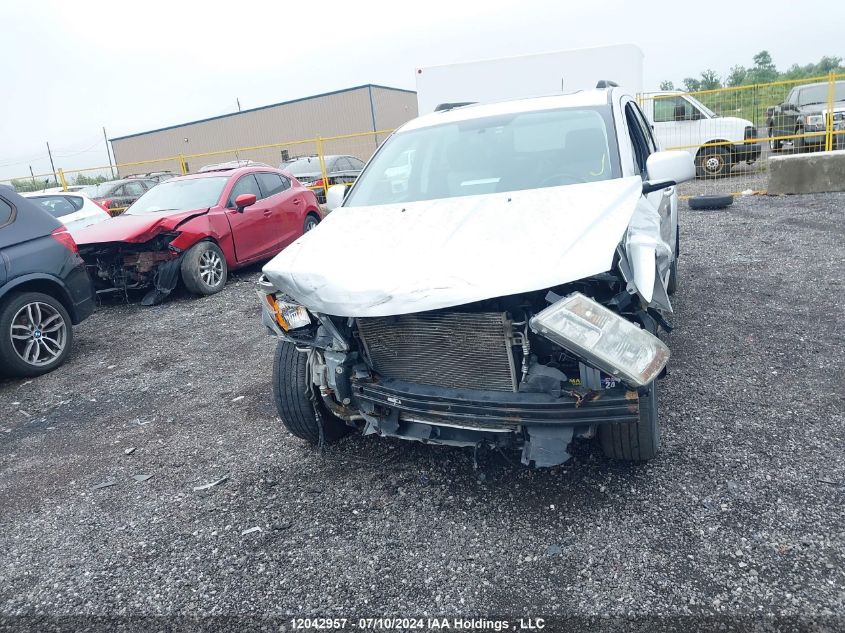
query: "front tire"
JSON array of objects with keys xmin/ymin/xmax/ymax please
[
  {"xmin": 695, "ymin": 145, "xmax": 731, "ymax": 178},
  {"xmin": 303, "ymin": 213, "xmax": 320, "ymax": 233},
  {"xmin": 599, "ymin": 380, "xmax": 660, "ymax": 461},
  {"xmin": 181, "ymin": 241, "xmax": 227, "ymax": 296},
  {"xmin": 768, "ymin": 127, "xmax": 781, "ymax": 153},
  {"xmin": 272, "ymin": 340, "xmax": 350, "ymax": 445},
  {"xmin": 792, "ymin": 127, "xmax": 805, "ymax": 154},
  {"xmin": 0, "ymin": 292, "xmax": 73, "ymax": 377}
]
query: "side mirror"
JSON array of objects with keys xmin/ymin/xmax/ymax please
[
  {"xmin": 643, "ymin": 150, "xmax": 695, "ymax": 194},
  {"xmin": 325, "ymin": 184, "xmax": 346, "ymax": 211},
  {"xmin": 234, "ymin": 193, "xmax": 256, "ymax": 212}
]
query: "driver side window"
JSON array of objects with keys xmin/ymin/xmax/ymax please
[
  {"xmin": 655, "ymin": 96, "xmax": 700, "ymax": 122},
  {"xmin": 228, "ymin": 174, "xmax": 261, "ymax": 208}
]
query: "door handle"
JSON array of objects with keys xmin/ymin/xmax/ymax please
[
  {"xmin": 292, "ymin": 198, "xmax": 302, "ymax": 205},
  {"xmin": 263, "ymin": 210, "xmax": 272, "ymax": 217}
]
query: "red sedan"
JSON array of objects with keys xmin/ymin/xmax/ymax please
[{"xmin": 73, "ymin": 166, "xmax": 322, "ymax": 305}]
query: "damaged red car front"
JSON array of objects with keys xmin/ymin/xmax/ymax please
[{"xmin": 73, "ymin": 168, "xmax": 322, "ymax": 305}]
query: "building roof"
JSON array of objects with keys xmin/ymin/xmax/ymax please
[{"xmin": 109, "ymin": 84, "xmax": 416, "ymax": 142}]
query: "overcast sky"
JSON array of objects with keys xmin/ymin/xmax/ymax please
[{"xmin": 2, "ymin": 0, "xmax": 843, "ymax": 180}]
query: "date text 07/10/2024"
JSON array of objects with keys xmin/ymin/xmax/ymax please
[{"xmin": 289, "ymin": 617, "xmax": 547, "ymax": 630}]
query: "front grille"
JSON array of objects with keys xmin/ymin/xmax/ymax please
[{"xmin": 357, "ymin": 312, "xmax": 518, "ymax": 392}]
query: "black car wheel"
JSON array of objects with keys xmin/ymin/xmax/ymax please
[
  {"xmin": 181, "ymin": 242, "xmax": 227, "ymax": 296},
  {"xmin": 0, "ymin": 291, "xmax": 73, "ymax": 377},
  {"xmin": 792, "ymin": 127, "xmax": 805, "ymax": 153},
  {"xmin": 599, "ymin": 380, "xmax": 660, "ymax": 461},
  {"xmin": 695, "ymin": 146, "xmax": 731, "ymax": 178},
  {"xmin": 303, "ymin": 214, "xmax": 320, "ymax": 233},
  {"xmin": 272, "ymin": 340, "xmax": 350, "ymax": 445},
  {"xmin": 768, "ymin": 127, "xmax": 781, "ymax": 153}
]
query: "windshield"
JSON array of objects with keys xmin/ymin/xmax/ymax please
[
  {"xmin": 344, "ymin": 107, "xmax": 617, "ymax": 207},
  {"xmin": 81, "ymin": 182, "xmax": 116, "ymax": 197},
  {"xmin": 282, "ymin": 157, "xmax": 324, "ymax": 175},
  {"xmin": 125, "ymin": 177, "xmax": 228, "ymax": 215},
  {"xmin": 798, "ymin": 83, "xmax": 845, "ymax": 106}
]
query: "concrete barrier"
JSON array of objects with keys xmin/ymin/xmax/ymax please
[{"xmin": 768, "ymin": 150, "xmax": 845, "ymax": 195}]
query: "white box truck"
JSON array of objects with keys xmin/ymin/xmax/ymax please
[{"xmin": 414, "ymin": 44, "xmax": 644, "ymax": 114}]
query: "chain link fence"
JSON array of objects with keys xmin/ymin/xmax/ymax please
[{"xmin": 639, "ymin": 72, "xmax": 845, "ymax": 198}]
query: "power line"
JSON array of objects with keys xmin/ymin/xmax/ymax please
[{"xmin": 54, "ymin": 140, "xmax": 102, "ymax": 158}]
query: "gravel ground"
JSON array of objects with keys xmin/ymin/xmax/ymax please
[{"xmin": 1, "ymin": 193, "xmax": 844, "ymax": 627}]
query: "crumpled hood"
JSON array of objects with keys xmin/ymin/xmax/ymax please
[
  {"xmin": 263, "ymin": 177, "xmax": 645, "ymax": 317},
  {"xmin": 73, "ymin": 208, "xmax": 210, "ymax": 245}
]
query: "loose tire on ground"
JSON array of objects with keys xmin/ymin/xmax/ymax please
[
  {"xmin": 599, "ymin": 380, "xmax": 660, "ymax": 461},
  {"xmin": 688, "ymin": 194, "xmax": 734, "ymax": 210},
  {"xmin": 181, "ymin": 241, "xmax": 228, "ymax": 296},
  {"xmin": 272, "ymin": 340, "xmax": 350, "ymax": 445},
  {"xmin": 0, "ymin": 291, "xmax": 73, "ymax": 377},
  {"xmin": 695, "ymin": 145, "xmax": 731, "ymax": 178}
]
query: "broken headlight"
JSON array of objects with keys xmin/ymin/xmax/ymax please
[
  {"xmin": 257, "ymin": 278, "xmax": 311, "ymax": 332},
  {"xmin": 529, "ymin": 292, "xmax": 669, "ymax": 387},
  {"xmin": 264, "ymin": 295, "xmax": 311, "ymax": 331}
]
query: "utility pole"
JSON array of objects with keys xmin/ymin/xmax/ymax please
[
  {"xmin": 29, "ymin": 166, "xmax": 36, "ymax": 185},
  {"xmin": 103, "ymin": 126, "xmax": 115, "ymax": 178},
  {"xmin": 236, "ymin": 98, "xmax": 242, "ymax": 112},
  {"xmin": 46, "ymin": 142, "xmax": 57, "ymax": 184}
]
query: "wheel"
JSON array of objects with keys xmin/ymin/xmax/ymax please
[
  {"xmin": 599, "ymin": 380, "xmax": 660, "ymax": 461},
  {"xmin": 688, "ymin": 194, "xmax": 734, "ymax": 210},
  {"xmin": 792, "ymin": 127, "xmax": 805, "ymax": 153},
  {"xmin": 271, "ymin": 340, "xmax": 350, "ymax": 445},
  {"xmin": 667, "ymin": 225, "xmax": 679, "ymax": 295},
  {"xmin": 768, "ymin": 127, "xmax": 781, "ymax": 153},
  {"xmin": 303, "ymin": 214, "xmax": 320, "ymax": 233},
  {"xmin": 695, "ymin": 145, "xmax": 731, "ymax": 178},
  {"xmin": 180, "ymin": 241, "xmax": 227, "ymax": 296},
  {"xmin": 0, "ymin": 291, "xmax": 73, "ymax": 377}
]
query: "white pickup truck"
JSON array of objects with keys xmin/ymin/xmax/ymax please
[{"xmin": 640, "ymin": 91, "xmax": 761, "ymax": 178}]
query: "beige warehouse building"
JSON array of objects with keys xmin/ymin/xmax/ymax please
[{"xmin": 109, "ymin": 84, "xmax": 418, "ymax": 176}]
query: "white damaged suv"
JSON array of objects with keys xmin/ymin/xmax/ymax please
[{"xmin": 258, "ymin": 86, "xmax": 695, "ymax": 468}]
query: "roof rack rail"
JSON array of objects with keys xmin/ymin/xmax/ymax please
[
  {"xmin": 434, "ymin": 102, "xmax": 476, "ymax": 112},
  {"xmin": 595, "ymin": 80, "xmax": 619, "ymax": 89}
]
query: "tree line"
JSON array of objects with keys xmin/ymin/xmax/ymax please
[
  {"xmin": 660, "ymin": 51, "xmax": 845, "ymax": 92},
  {"xmin": 8, "ymin": 172, "xmax": 110, "ymax": 193}
]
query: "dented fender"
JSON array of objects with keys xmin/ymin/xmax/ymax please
[{"xmin": 168, "ymin": 212, "xmax": 237, "ymax": 266}]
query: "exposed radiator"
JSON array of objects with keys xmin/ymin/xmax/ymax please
[{"xmin": 356, "ymin": 312, "xmax": 518, "ymax": 392}]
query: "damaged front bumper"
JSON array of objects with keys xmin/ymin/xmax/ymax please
[
  {"xmin": 351, "ymin": 376, "xmax": 642, "ymax": 467},
  {"xmin": 78, "ymin": 235, "xmax": 184, "ymax": 305},
  {"xmin": 258, "ymin": 277, "xmax": 668, "ymax": 468}
]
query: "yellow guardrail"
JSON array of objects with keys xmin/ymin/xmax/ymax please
[
  {"xmin": 4, "ymin": 129, "xmax": 395, "ymax": 195},
  {"xmin": 4, "ymin": 74, "xmax": 844, "ymax": 198}
]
